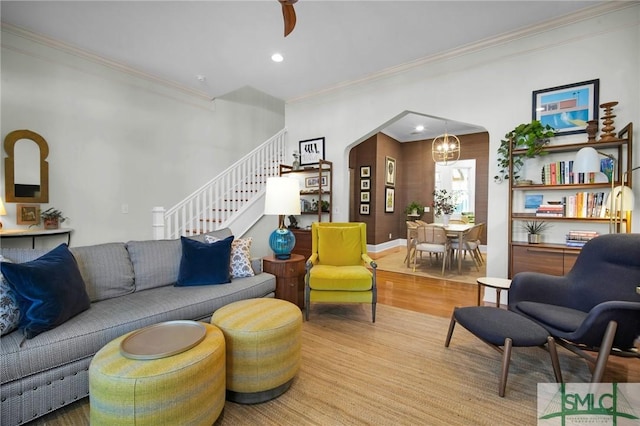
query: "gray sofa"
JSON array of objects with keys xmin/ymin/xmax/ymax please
[{"xmin": 0, "ymin": 228, "xmax": 276, "ymax": 426}]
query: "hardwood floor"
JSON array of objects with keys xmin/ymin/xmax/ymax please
[{"xmin": 376, "ymin": 269, "xmax": 478, "ymax": 318}]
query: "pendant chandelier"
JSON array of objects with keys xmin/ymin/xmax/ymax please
[{"xmin": 431, "ymin": 127, "xmax": 461, "ymax": 166}]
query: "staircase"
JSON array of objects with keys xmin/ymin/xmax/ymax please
[{"xmin": 152, "ymin": 129, "xmax": 287, "ymax": 240}]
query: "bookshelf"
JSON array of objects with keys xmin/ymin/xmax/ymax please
[
  {"xmin": 279, "ymin": 160, "xmax": 333, "ymax": 260},
  {"xmin": 507, "ymin": 123, "xmax": 633, "ymax": 277}
]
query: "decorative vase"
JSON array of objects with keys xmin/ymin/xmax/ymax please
[
  {"xmin": 442, "ymin": 214, "xmax": 450, "ymax": 226},
  {"xmin": 44, "ymin": 218, "xmax": 59, "ymax": 230},
  {"xmin": 586, "ymin": 120, "xmax": 598, "ymax": 142},
  {"xmin": 528, "ymin": 233, "xmax": 541, "ymax": 244}
]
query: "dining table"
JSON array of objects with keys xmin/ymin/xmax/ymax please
[{"xmin": 405, "ymin": 222, "xmax": 475, "ymax": 274}]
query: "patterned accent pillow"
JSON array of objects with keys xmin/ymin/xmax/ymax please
[
  {"xmin": 204, "ymin": 235, "xmax": 255, "ymax": 278},
  {"xmin": 0, "ymin": 256, "xmax": 21, "ymax": 336}
]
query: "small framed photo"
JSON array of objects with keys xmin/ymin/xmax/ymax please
[
  {"xmin": 360, "ymin": 191, "xmax": 370, "ymax": 203},
  {"xmin": 360, "ymin": 179, "xmax": 370, "ymax": 190},
  {"xmin": 305, "ymin": 175, "xmax": 328, "ymax": 188},
  {"xmin": 360, "ymin": 166, "xmax": 371, "ymax": 178},
  {"xmin": 360, "ymin": 204, "xmax": 370, "ymax": 215},
  {"xmin": 385, "ymin": 187, "xmax": 395, "ymax": 213},
  {"xmin": 532, "ymin": 79, "xmax": 599, "ymax": 136},
  {"xmin": 16, "ymin": 203, "xmax": 40, "ymax": 225},
  {"xmin": 385, "ymin": 156, "xmax": 396, "ymax": 187},
  {"xmin": 524, "ymin": 194, "xmax": 544, "ymax": 209},
  {"xmin": 299, "ymin": 137, "xmax": 325, "ymax": 166}
]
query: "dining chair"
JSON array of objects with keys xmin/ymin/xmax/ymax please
[
  {"xmin": 412, "ymin": 225, "xmax": 451, "ymax": 275},
  {"xmin": 450, "ymin": 223, "xmax": 482, "ymax": 271},
  {"xmin": 405, "ymin": 221, "xmax": 419, "ymax": 266}
]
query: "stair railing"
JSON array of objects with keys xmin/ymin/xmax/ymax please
[{"xmin": 153, "ymin": 129, "xmax": 287, "ymax": 240}]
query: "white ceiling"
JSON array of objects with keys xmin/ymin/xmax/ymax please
[{"xmin": 1, "ymin": 0, "xmax": 607, "ymax": 104}]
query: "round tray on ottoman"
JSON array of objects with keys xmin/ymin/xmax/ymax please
[
  {"xmin": 211, "ymin": 298, "xmax": 302, "ymax": 404},
  {"xmin": 89, "ymin": 321, "xmax": 226, "ymax": 425},
  {"xmin": 444, "ymin": 306, "xmax": 562, "ymax": 397}
]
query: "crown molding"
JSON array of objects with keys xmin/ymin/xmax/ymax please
[
  {"xmin": 286, "ymin": 2, "xmax": 636, "ymax": 104},
  {"xmin": 1, "ymin": 22, "xmax": 214, "ymax": 102}
]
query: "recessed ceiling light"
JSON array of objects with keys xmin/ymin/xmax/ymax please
[
  {"xmin": 195, "ymin": 75, "xmax": 206, "ymax": 82},
  {"xmin": 271, "ymin": 53, "xmax": 284, "ymax": 63},
  {"xmin": 415, "ymin": 125, "xmax": 425, "ymax": 132}
]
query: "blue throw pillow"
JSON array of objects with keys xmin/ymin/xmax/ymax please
[
  {"xmin": 176, "ymin": 235, "xmax": 234, "ymax": 286},
  {"xmin": 0, "ymin": 244, "xmax": 90, "ymax": 339}
]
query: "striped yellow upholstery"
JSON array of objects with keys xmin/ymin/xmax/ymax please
[
  {"xmin": 89, "ymin": 323, "xmax": 225, "ymax": 426},
  {"xmin": 211, "ymin": 298, "xmax": 301, "ymax": 402}
]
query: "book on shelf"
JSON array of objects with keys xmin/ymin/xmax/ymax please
[
  {"xmin": 566, "ymin": 230, "xmax": 599, "ymax": 247},
  {"xmin": 535, "ymin": 203, "xmax": 564, "ymax": 217},
  {"xmin": 566, "ymin": 191, "xmax": 606, "ymax": 218}
]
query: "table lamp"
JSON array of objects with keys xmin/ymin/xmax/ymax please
[
  {"xmin": 0, "ymin": 197, "xmax": 6, "ymax": 229},
  {"xmin": 574, "ymin": 147, "xmax": 616, "ymax": 233},
  {"xmin": 264, "ymin": 177, "xmax": 301, "ymax": 259}
]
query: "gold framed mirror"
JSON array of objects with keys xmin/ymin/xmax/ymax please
[{"xmin": 4, "ymin": 129, "xmax": 49, "ymax": 203}]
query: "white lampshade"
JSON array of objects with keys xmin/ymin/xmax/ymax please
[
  {"xmin": 573, "ymin": 147, "xmax": 600, "ymax": 173},
  {"xmin": 605, "ymin": 185, "xmax": 635, "ymax": 212},
  {"xmin": 264, "ymin": 177, "xmax": 301, "ymax": 216},
  {"xmin": 0, "ymin": 197, "xmax": 6, "ymax": 216}
]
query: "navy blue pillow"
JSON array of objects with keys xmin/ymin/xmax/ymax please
[
  {"xmin": 0, "ymin": 244, "xmax": 90, "ymax": 339},
  {"xmin": 176, "ymin": 235, "xmax": 234, "ymax": 286}
]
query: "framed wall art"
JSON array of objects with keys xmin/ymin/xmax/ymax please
[
  {"xmin": 360, "ymin": 191, "xmax": 370, "ymax": 203},
  {"xmin": 532, "ymin": 79, "xmax": 599, "ymax": 136},
  {"xmin": 16, "ymin": 203, "xmax": 40, "ymax": 225},
  {"xmin": 385, "ymin": 156, "xmax": 396, "ymax": 187},
  {"xmin": 299, "ymin": 137, "xmax": 325, "ymax": 166},
  {"xmin": 360, "ymin": 204, "xmax": 370, "ymax": 215},
  {"xmin": 360, "ymin": 166, "xmax": 371, "ymax": 178},
  {"xmin": 385, "ymin": 187, "xmax": 395, "ymax": 213},
  {"xmin": 305, "ymin": 175, "xmax": 328, "ymax": 188},
  {"xmin": 360, "ymin": 179, "xmax": 370, "ymax": 190}
]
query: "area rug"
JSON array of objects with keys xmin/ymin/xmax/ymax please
[
  {"xmin": 374, "ymin": 249, "xmax": 486, "ymax": 285},
  {"xmin": 30, "ymin": 303, "xmax": 626, "ymax": 426}
]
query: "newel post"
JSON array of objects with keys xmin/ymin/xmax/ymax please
[{"xmin": 152, "ymin": 206, "xmax": 166, "ymax": 240}]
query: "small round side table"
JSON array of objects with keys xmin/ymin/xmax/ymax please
[{"xmin": 476, "ymin": 276, "xmax": 512, "ymax": 308}]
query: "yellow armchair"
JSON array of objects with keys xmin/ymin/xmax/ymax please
[{"xmin": 304, "ymin": 222, "xmax": 377, "ymax": 322}]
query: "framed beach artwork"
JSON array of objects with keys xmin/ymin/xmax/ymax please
[{"xmin": 532, "ymin": 79, "xmax": 599, "ymax": 136}]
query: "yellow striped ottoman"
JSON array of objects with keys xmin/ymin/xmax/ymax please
[
  {"xmin": 211, "ymin": 298, "xmax": 302, "ymax": 404},
  {"xmin": 89, "ymin": 323, "xmax": 225, "ymax": 425}
]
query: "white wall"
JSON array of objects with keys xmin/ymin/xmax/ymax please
[
  {"xmin": 284, "ymin": 5, "xmax": 640, "ymax": 279},
  {"xmin": 1, "ymin": 27, "xmax": 284, "ymax": 247}
]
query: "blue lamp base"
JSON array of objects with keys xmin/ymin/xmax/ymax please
[{"xmin": 269, "ymin": 227, "xmax": 296, "ymax": 260}]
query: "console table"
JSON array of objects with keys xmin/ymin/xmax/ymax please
[{"xmin": 0, "ymin": 228, "xmax": 73, "ymax": 249}]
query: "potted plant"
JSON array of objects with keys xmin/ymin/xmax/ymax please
[
  {"xmin": 404, "ymin": 201, "xmax": 423, "ymax": 216},
  {"xmin": 39, "ymin": 207, "xmax": 68, "ymax": 230},
  {"xmin": 495, "ymin": 120, "xmax": 555, "ymax": 184},
  {"xmin": 521, "ymin": 220, "xmax": 550, "ymax": 244},
  {"xmin": 432, "ymin": 189, "xmax": 458, "ymax": 225}
]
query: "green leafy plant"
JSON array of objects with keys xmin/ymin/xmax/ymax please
[
  {"xmin": 39, "ymin": 207, "xmax": 68, "ymax": 223},
  {"xmin": 432, "ymin": 189, "xmax": 458, "ymax": 216},
  {"xmin": 495, "ymin": 120, "xmax": 555, "ymax": 183},
  {"xmin": 521, "ymin": 220, "xmax": 550, "ymax": 235},
  {"xmin": 404, "ymin": 201, "xmax": 423, "ymax": 215}
]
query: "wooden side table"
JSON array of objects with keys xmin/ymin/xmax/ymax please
[
  {"xmin": 476, "ymin": 277, "xmax": 512, "ymax": 308},
  {"xmin": 262, "ymin": 254, "xmax": 306, "ymax": 309}
]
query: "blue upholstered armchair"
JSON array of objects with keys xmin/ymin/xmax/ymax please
[{"xmin": 508, "ymin": 233, "xmax": 640, "ymax": 382}]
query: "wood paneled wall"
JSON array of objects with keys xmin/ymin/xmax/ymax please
[{"xmin": 350, "ymin": 132, "xmax": 489, "ymax": 246}]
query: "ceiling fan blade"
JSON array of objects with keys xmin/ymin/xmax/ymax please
[{"xmin": 281, "ymin": 3, "xmax": 297, "ymax": 37}]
